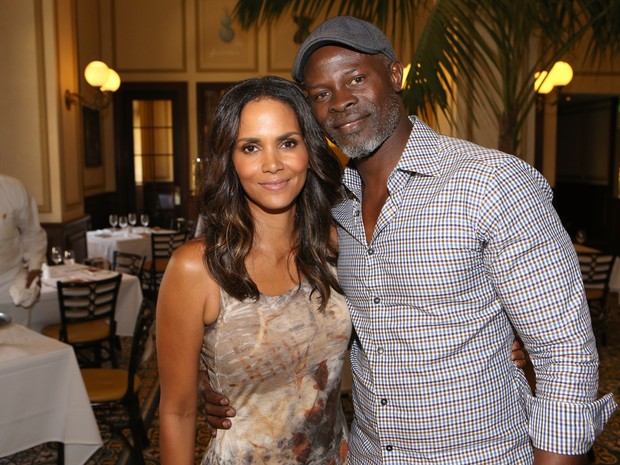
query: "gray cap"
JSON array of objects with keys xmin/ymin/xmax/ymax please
[{"xmin": 292, "ymin": 16, "xmax": 396, "ymax": 83}]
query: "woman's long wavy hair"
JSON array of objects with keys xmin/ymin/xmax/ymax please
[{"xmin": 197, "ymin": 76, "xmax": 343, "ymax": 310}]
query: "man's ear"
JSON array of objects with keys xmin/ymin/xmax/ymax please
[{"xmin": 390, "ymin": 61, "xmax": 404, "ymax": 92}]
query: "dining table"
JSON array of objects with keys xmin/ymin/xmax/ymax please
[
  {"xmin": 30, "ymin": 263, "xmax": 143, "ymax": 336},
  {"xmin": 0, "ymin": 322, "xmax": 102, "ymax": 464},
  {"xmin": 86, "ymin": 226, "xmax": 176, "ymax": 265}
]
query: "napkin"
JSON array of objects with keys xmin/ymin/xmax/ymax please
[{"xmin": 9, "ymin": 268, "xmax": 41, "ymax": 308}]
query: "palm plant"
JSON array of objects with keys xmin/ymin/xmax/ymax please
[{"xmin": 233, "ymin": 0, "xmax": 619, "ymax": 156}]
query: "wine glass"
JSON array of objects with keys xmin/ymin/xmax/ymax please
[
  {"xmin": 118, "ymin": 215, "xmax": 128, "ymax": 235},
  {"xmin": 140, "ymin": 213, "xmax": 150, "ymax": 228},
  {"xmin": 51, "ymin": 246, "xmax": 64, "ymax": 265},
  {"xmin": 109, "ymin": 214, "xmax": 118, "ymax": 230},
  {"xmin": 63, "ymin": 249, "xmax": 75, "ymax": 265},
  {"xmin": 128, "ymin": 212, "xmax": 137, "ymax": 232}
]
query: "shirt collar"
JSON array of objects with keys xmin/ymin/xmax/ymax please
[{"xmin": 341, "ymin": 116, "xmax": 442, "ymax": 199}]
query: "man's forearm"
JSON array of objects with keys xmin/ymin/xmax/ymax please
[{"xmin": 534, "ymin": 448, "xmax": 583, "ymax": 465}]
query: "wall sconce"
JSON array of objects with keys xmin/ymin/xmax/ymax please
[
  {"xmin": 65, "ymin": 60, "xmax": 121, "ymax": 110},
  {"xmin": 534, "ymin": 61, "xmax": 573, "ymax": 94}
]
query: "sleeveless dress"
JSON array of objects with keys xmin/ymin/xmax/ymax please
[{"xmin": 200, "ymin": 279, "xmax": 352, "ymax": 465}]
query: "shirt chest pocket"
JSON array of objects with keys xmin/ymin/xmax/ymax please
[{"xmin": 0, "ymin": 211, "xmax": 19, "ymax": 243}]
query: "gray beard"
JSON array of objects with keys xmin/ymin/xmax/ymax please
[{"xmin": 333, "ymin": 93, "xmax": 401, "ymax": 160}]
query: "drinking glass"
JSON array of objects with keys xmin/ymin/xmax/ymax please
[
  {"xmin": 63, "ymin": 249, "xmax": 75, "ymax": 265},
  {"xmin": 140, "ymin": 213, "xmax": 150, "ymax": 228},
  {"xmin": 51, "ymin": 246, "xmax": 64, "ymax": 265},
  {"xmin": 109, "ymin": 214, "xmax": 118, "ymax": 229},
  {"xmin": 118, "ymin": 215, "xmax": 128, "ymax": 234},
  {"xmin": 128, "ymin": 212, "xmax": 137, "ymax": 233}
]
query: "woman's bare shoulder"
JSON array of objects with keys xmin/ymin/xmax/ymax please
[
  {"xmin": 173, "ymin": 239, "xmax": 221, "ymax": 324},
  {"xmin": 165, "ymin": 239, "xmax": 215, "ymax": 288},
  {"xmin": 159, "ymin": 239, "xmax": 220, "ymax": 322},
  {"xmin": 169, "ymin": 239, "xmax": 205, "ymax": 268}
]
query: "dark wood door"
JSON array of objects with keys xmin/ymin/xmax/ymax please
[
  {"xmin": 113, "ymin": 82, "xmax": 190, "ymax": 228},
  {"xmin": 553, "ymin": 94, "xmax": 619, "ymax": 252}
]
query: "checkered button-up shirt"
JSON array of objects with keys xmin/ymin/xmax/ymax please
[{"xmin": 334, "ymin": 117, "xmax": 616, "ymax": 464}]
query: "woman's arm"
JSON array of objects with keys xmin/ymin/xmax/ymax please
[{"xmin": 157, "ymin": 241, "xmax": 219, "ymax": 465}]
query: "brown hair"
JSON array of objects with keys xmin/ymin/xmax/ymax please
[{"xmin": 197, "ymin": 76, "xmax": 343, "ymax": 309}]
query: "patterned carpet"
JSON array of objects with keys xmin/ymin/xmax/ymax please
[
  {"xmin": 589, "ymin": 310, "xmax": 620, "ymax": 465},
  {"xmin": 2, "ymin": 313, "xmax": 620, "ymax": 465}
]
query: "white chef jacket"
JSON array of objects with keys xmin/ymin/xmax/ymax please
[{"xmin": 0, "ymin": 174, "xmax": 47, "ymax": 324}]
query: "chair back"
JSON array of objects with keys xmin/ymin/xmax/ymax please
[
  {"xmin": 577, "ymin": 251, "xmax": 616, "ymax": 344},
  {"xmin": 578, "ymin": 252, "xmax": 615, "ymax": 299},
  {"xmin": 83, "ymin": 256, "xmax": 109, "ymax": 270},
  {"xmin": 56, "ymin": 273, "xmax": 122, "ymax": 341},
  {"xmin": 112, "ymin": 251, "xmax": 146, "ymax": 283},
  {"xmin": 151, "ymin": 231, "xmax": 188, "ymax": 259},
  {"xmin": 172, "ymin": 218, "xmax": 197, "ymax": 238},
  {"xmin": 127, "ymin": 299, "xmax": 156, "ymax": 394},
  {"xmin": 148, "ymin": 230, "xmax": 188, "ymax": 295}
]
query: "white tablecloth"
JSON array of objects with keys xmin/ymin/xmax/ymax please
[
  {"xmin": 0, "ymin": 323, "xmax": 102, "ymax": 464},
  {"xmin": 30, "ymin": 264, "xmax": 143, "ymax": 336},
  {"xmin": 87, "ymin": 227, "xmax": 176, "ymax": 264}
]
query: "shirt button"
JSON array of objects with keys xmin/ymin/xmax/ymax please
[
  {"xmin": 377, "ymin": 347, "xmax": 384, "ymax": 355},
  {"xmin": 367, "ymin": 248, "xmax": 374, "ymax": 255},
  {"xmin": 373, "ymin": 297, "xmax": 380, "ymax": 304},
  {"xmin": 380, "ymin": 398, "xmax": 388, "ymax": 406},
  {"xmin": 386, "ymin": 445, "xmax": 393, "ymax": 452},
  {"xmin": 353, "ymin": 209, "xmax": 360, "ymax": 217}
]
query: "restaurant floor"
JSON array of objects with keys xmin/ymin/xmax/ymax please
[{"xmin": 2, "ymin": 302, "xmax": 620, "ymax": 465}]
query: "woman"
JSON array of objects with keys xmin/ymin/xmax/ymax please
[{"xmin": 156, "ymin": 76, "xmax": 351, "ymax": 464}]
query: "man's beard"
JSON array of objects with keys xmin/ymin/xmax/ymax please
[{"xmin": 326, "ymin": 92, "xmax": 401, "ymax": 160}]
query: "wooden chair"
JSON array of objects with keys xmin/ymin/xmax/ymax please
[
  {"xmin": 80, "ymin": 299, "xmax": 156, "ymax": 465},
  {"xmin": 83, "ymin": 256, "xmax": 110, "ymax": 270},
  {"xmin": 111, "ymin": 250, "xmax": 147, "ymax": 348},
  {"xmin": 42, "ymin": 273, "xmax": 122, "ymax": 367},
  {"xmin": 172, "ymin": 217, "xmax": 197, "ymax": 238},
  {"xmin": 577, "ymin": 251, "xmax": 616, "ymax": 346},
  {"xmin": 112, "ymin": 251, "xmax": 146, "ymax": 287},
  {"xmin": 146, "ymin": 230, "xmax": 187, "ymax": 298}
]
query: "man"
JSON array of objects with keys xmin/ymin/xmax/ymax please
[
  {"xmin": 206, "ymin": 16, "xmax": 616, "ymax": 464},
  {"xmin": 0, "ymin": 174, "xmax": 47, "ymax": 326}
]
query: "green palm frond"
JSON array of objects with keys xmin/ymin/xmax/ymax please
[{"xmin": 233, "ymin": 0, "xmax": 619, "ymax": 155}]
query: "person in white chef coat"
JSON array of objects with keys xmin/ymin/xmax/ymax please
[{"xmin": 0, "ymin": 174, "xmax": 47, "ymax": 326}]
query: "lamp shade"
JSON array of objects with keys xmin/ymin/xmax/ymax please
[
  {"xmin": 100, "ymin": 69, "xmax": 121, "ymax": 92},
  {"xmin": 534, "ymin": 71, "xmax": 554, "ymax": 94},
  {"xmin": 549, "ymin": 61, "xmax": 573, "ymax": 87},
  {"xmin": 534, "ymin": 61, "xmax": 573, "ymax": 94},
  {"xmin": 84, "ymin": 61, "xmax": 110, "ymax": 87}
]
